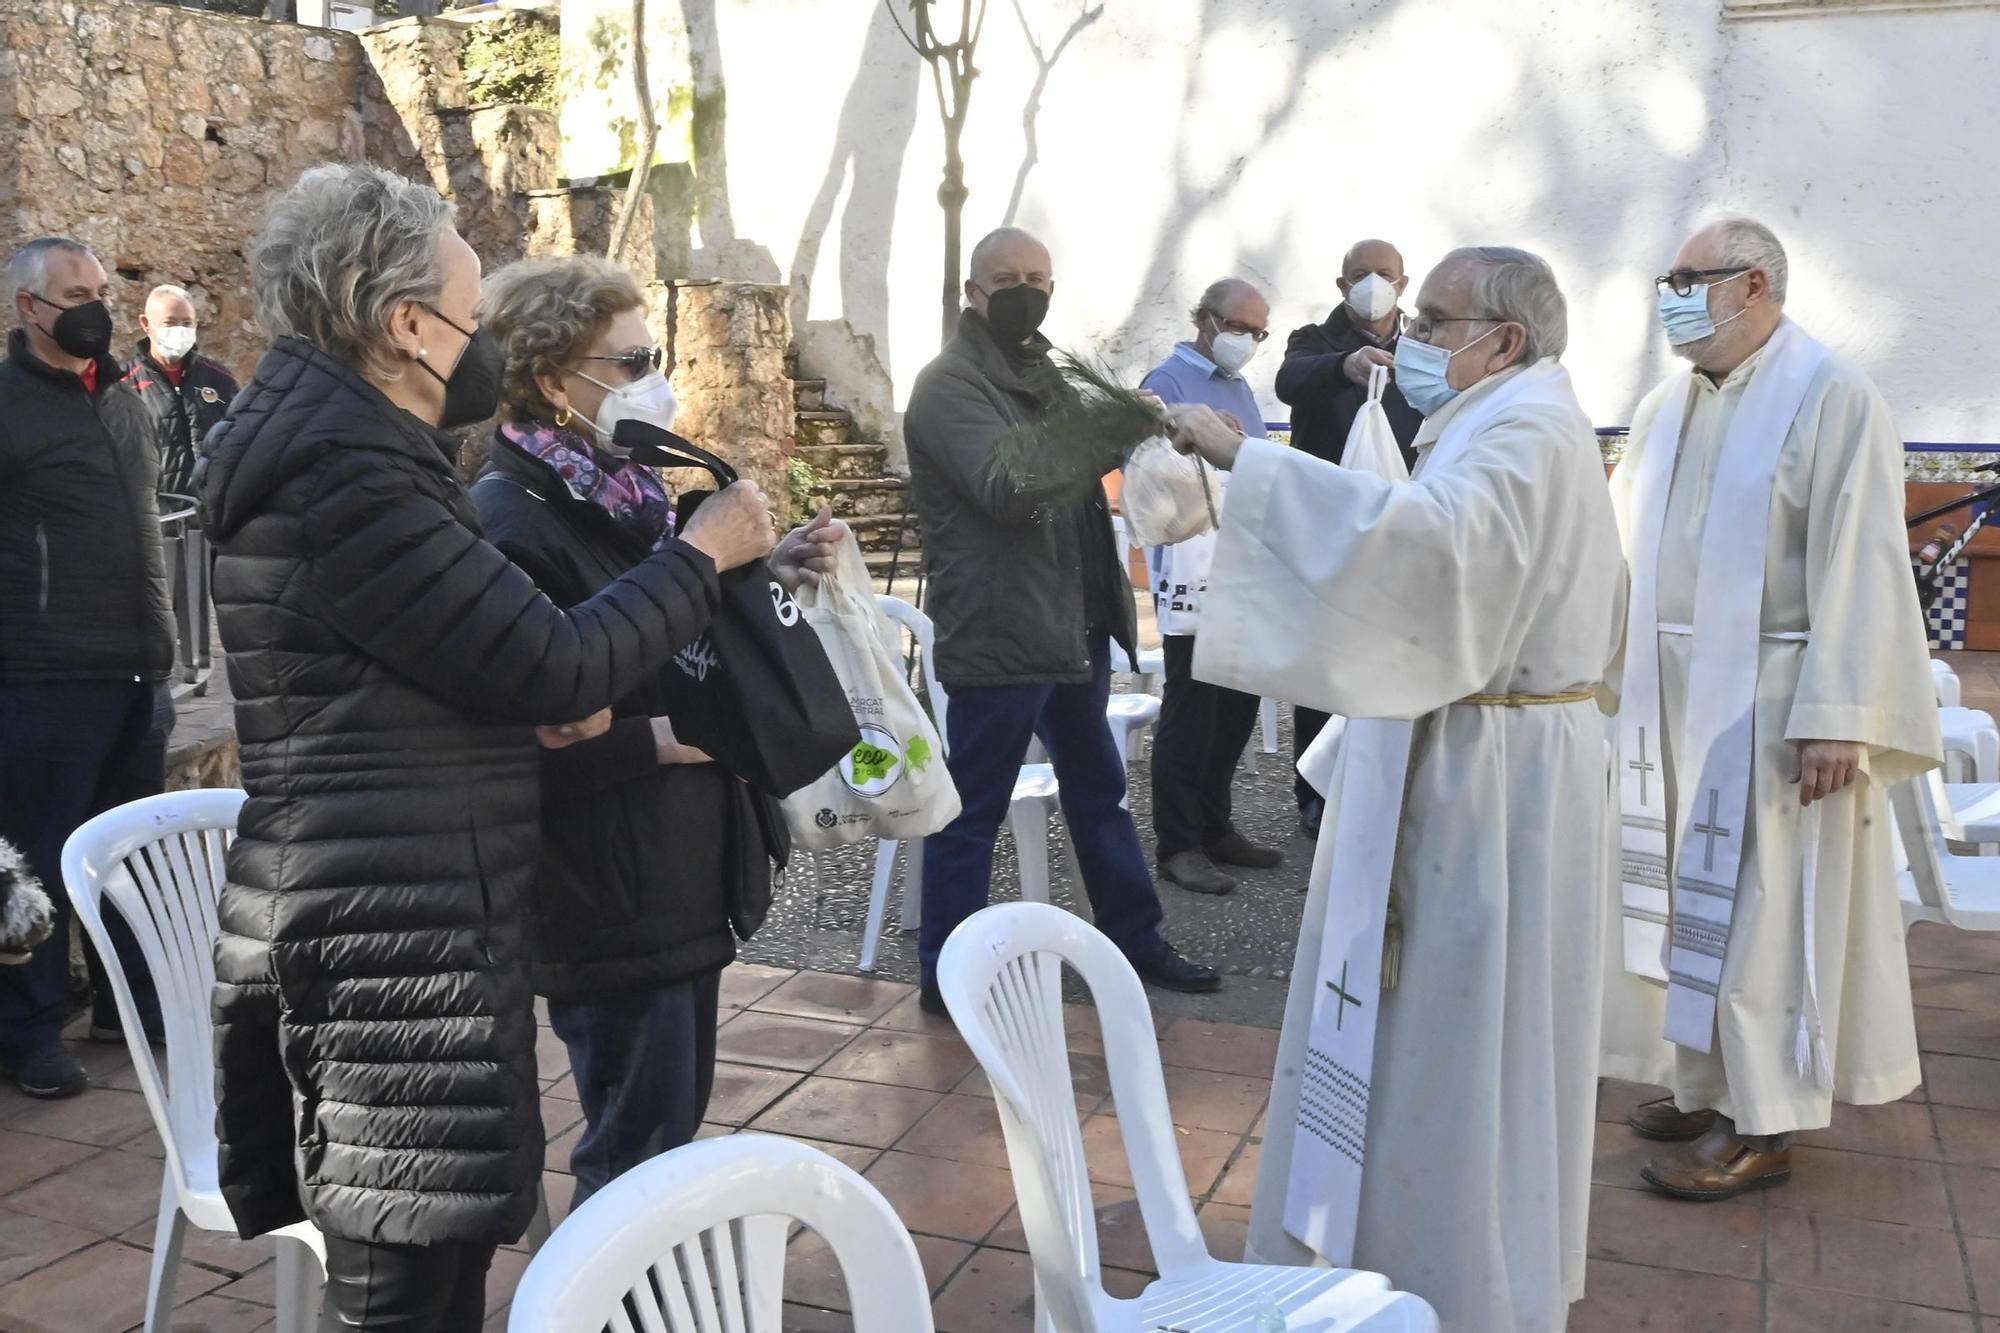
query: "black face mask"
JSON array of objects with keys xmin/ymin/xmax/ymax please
[
  {"xmin": 979, "ymin": 283, "xmax": 1051, "ymax": 345},
  {"xmin": 31, "ymin": 294, "xmax": 114, "ymax": 360},
  {"xmin": 416, "ymin": 304, "xmax": 503, "ymax": 429}
]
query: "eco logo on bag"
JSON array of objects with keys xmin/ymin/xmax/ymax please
[{"xmin": 840, "ymin": 724, "xmax": 906, "ymax": 797}]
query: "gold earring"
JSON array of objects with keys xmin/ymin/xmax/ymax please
[{"xmin": 554, "ymin": 406, "xmax": 572, "ymax": 428}]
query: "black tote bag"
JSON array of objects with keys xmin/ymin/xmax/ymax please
[{"xmin": 620, "ymin": 421, "xmax": 860, "ymax": 797}]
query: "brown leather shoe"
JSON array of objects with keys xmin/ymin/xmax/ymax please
[
  {"xmin": 1641, "ymin": 1135, "xmax": 1792, "ymax": 1201},
  {"xmin": 1627, "ymin": 1096, "xmax": 1718, "ymax": 1142}
]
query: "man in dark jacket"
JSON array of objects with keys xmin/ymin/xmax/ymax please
[
  {"xmin": 119, "ymin": 284, "xmax": 238, "ymax": 689},
  {"xmin": 0, "ymin": 237, "xmax": 172, "ymax": 1099},
  {"xmin": 904, "ymin": 226, "xmax": 1219, "ymax": 1013},
  {"xmin": 120, "ymin": 284, "xmax": 240, "ymax": 502},
  {"xmin": 1273, "ymin": 237, "xmax": 1427, "ymax": 835}
]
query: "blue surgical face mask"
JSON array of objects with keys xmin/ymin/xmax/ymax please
[
  {"xmin": 1657, "ymin": 270, "xmax": 1749, "ymax": 347},
  {"xmin": 1393, "ymin": 323, "xmax": 1502, "ymax": 416}
]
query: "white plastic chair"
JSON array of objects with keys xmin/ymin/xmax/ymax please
[
  {"xmin": 1104, "ymin": 692, "xmax": 1161, "ymax": 800},
  {"xmin": 1940, "ymin": 706, "xmax": 1999, "ymax": 783},
  {"xmin": 1108, "ymin": 638, "xmax": 1165, "ymax": 697},
  {"xmin": 61, "ymin": 790, "xmax": 325, "ymax": 1333},
  {"xmin": 1933, "ymin": 658, "xmax": 1962, "ymax": 708},
  {"xmin": 508, "ymin": 1134, "xmax": 935, "ymax": 1333},
  {"xmin": 939, "ymin": 902, "xmax": 1440, "ymax": 1333},
  {"xmin": 859, "ymin": 595, "xmax": 1062, "ymax": 971},
  {"xmin": 1892, "ymin": 772, "xmax": 2000, "ymax": 932}
]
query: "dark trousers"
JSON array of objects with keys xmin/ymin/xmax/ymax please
[
  {"xmin": 1150, "ymin": 635, "xmax": 1261, "ymax": 859},
  {"xmin": 547, "ymin": 970, "xmax": 721, "ymax": 1209},
  {"xmin": 1295, "ymin": 705, "xmax": 1335, "ymax": 811},
  {"xmin": 919, "ymin": 639, "xmax": 1168, "ymax": 987},
  {"xmin": 317, "ymin": 1237, "xmax": 496, "ymax": 1333},
  {"xmin": 0, "ymin": 679, "xmax": 166, "ymax": 1057}
]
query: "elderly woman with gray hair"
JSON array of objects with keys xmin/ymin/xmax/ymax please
[{"xmin": 197, "ymin": 164, "xmax": 776, "ymax": 1331}]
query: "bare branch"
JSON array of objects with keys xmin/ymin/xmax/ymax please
[
  {"xmin": 609, "ymin": 0, "xmax": 658, "ymax": 260},
  {"xmin": 970, "ymin": 0, "xmax": 991, "ymax": 50},
  {"xmin": 882, "ymin": 0, "xmax": 924, "ymax": 57},
  {"xmin": 1010, "ymin": 0, "xmax": 1044, "ymax": 64}
]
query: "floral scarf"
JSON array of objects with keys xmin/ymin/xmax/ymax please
[{"xmin": 500, "ymin": 418, "xmax": 674, "ymax": 551}]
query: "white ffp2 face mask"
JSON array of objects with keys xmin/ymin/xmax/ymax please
[
  {"xmin": 1208, "ymin": 327, "xmax": 1259, "ymax": 374},
  {"xmin": 1346, "ymin": 273, "xmax": 1400, "ymax": 323},
  {"xmin": 576, "ymin": 370, "xmax": 678, "ymax": 454},
  {"xmin": 152, "ymin": 325, "xmax": 197, "ymax": 362}
]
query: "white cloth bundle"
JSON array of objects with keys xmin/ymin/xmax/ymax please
[
  {"xmin": 781, "ymin": 534, "xmax": 961, "ymax": 851},
  {"xmin": 1122, "ymin": 436, "xmax": 1221, "ymax": 546}
]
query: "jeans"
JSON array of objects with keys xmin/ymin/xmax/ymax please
[
  {"xmin": 0, "ymin": 679, "xmax": 166, "ymax": 1058},
  {"xmin": 1150, "ymin": 635, "xmax": 1261, "ymax": 859},
  {"xmin": 547, "ymin": 970, "xmax": 721, "ymax": 1209},
  {"xmin": 317, "ymin": 1237, "xmax": 495, "ymax": 1333},
  {"xmin": 919, "ymin": 639, "xmax": 1169, "ymax": 987}
]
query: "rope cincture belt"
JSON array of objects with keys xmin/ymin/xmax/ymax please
[
  {"xmin": 1377, "ymin": 682, "xmax": 1603, "ymax": 991},
  {"xmin": 1456, "ymin": 687, "xmax": 1600, "ymax": 707}
]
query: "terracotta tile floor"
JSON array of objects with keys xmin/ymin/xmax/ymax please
[
  {"xmin": 5, "ymin": 657, "xmax": 2000, "ymax": 1331},
  {"xmin": 0, "ymin": 938, "xmax": 1996, "ymax": 1332}
]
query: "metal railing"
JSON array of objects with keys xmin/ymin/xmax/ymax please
[{"xmin": 158, "ymin": 495, "xmax": 212, "ymax": 699}]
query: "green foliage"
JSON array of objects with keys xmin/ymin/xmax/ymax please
[
  {"xmin": 990, "ymin": 350, "xmax": 1170, "ymax": 493},
  {"xmin": 788, "ymin": 455, "xmax": 829, "ymax": 518},
  {"xmin": 461, "ymin": 18, "xmax": 561, "ymax": 112}
]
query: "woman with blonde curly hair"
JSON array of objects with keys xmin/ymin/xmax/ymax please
[{"xmin": 470, "ymin": 254, "xmax": 842, "ymax": 1208}]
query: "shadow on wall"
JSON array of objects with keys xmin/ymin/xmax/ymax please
[
  {"xmin": 1001, "ymin": 0, "xmax": 1104, "ymax": 227},
  {"xmin": 787, "ymin": 3, "xmax": 921, "ymax": 459},
  {"xmin": 1077, "ymin": 0, "xmax": 1732, "ymax": 416}
]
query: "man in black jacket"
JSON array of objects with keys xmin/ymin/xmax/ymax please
[
  {"xmin": 904, "ymin": 226, "xmax": 1219, "ymax": 1014},
  {"xmin": 0, "ymin": 237, "xmax": 172, "ymax": 1099},
  {"xmin": 1273, "ymin": 237, "xmax": 1426, "ymax": 835},
  {"xmin": 120, "ymin": 284, "xmax": 240, "ymax": 502},
  {"xmin": 120, "ymin": 284, "xmax": 238, "ymax": 686}
]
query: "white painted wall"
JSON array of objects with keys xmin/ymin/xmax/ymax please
[{"xmin": 560, "ymin": 0, "xmax": 2000, "ymax": 442}]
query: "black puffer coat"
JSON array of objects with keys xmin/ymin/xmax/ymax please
[{"xmin": 196, "ymin": 337, "xmax": 721, "ymax": 1246}]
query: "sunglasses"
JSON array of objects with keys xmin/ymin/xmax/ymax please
[{"xmin": 581, "ymin": 346, "xmax": 666, "ymax": 379}]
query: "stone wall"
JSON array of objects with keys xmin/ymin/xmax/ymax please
[
  {"xmin": 667, "ymin": 281, "xmax": 794, "ymax": 521},
  {"xmin": 0, "ymin": 0, "xmax": 370, "ymax": 380}
]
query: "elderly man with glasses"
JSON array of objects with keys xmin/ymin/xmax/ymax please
[
  {"xmin": 1600, "ymin": 217, "xmax": 1940, "ymax": 1204},
  {"xmin": 1170, "ymin": 246, "xmax": 1625, "ymax": 1329},
  {"xmin": 1137, "ymin": 278, "xmax": 1284, "ymax": 896}
]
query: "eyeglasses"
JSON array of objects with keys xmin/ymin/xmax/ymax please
[
  {"xmin": 1654, "ymin": 267, "xmax": 1749, "ymax": 297},
  {"xmin": 1404, "ymin": 314, "xmax": 1497, "ymax": 343},
  {"xmin": 1205, "ymin": 314, "xmax": 1270, "ymax": 342},
  {"xmin": 582, "ymin": 346, "xmax": 666, "ymax": 379}
]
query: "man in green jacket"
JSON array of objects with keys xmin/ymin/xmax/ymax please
[{"xmin": 903, "ymin": 226, "xmax": 1221, "ymax": 1014}]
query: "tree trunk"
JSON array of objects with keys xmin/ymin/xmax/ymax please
[
  {"xmin": 610, "ymin": 0, "xmax": 659, "ymax": 263},
  {"xmin": 939, "ymin": 143, "xmax": 967, "ymax": 348}
]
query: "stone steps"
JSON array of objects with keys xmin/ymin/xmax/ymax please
[
  {"xmin": 796, "ymin": 441, "xmax": 891, "ymax": 480},
  {"xmin": 844, "ymin": 510, "xmax": 923, "ymax": 555},
  {"xmin": 789, "ymin": 375, "xmax": 917, "ymax": 562},
  {"xmin": 823, "ymin": 475, "xmax": 909, "ymax": 518}
]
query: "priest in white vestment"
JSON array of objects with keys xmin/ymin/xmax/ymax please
[
  {"xmin": 1172, "ymin": 247, "xmax": 1627, "ymax": 1331},
  {"xmin": 1601, "ymin": 217, "xmax": 1942, "ymax": 1201}
]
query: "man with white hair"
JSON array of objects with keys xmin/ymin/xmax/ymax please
[
  {"xmin": 1602, "ymin": 217, "xmax": 1940, "ymax": 1202},
  {"xmin": 1173, "ymin": 246, "xmax": 1626, "ymax": 1329},
  {"xmin": 0, "ymin": 238, "xmax": 172, "ymax": 1098},
  {"xmin": 120, "ymin": 284, "xmax": 240, "ymax": 502}
]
